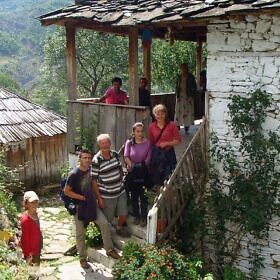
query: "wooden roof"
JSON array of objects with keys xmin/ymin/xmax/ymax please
[
  {"xmin": 39, "ymin": 0, "xmax": 280, "ymax": 41},
  {"xmin": 0, "ymin": 88, "xmax": 67, "ymax": 144}
]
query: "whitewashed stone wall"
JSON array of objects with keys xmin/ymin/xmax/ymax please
[{"xmin": 207, "ymin": 14, "xmax": 280, "ymax": 280}]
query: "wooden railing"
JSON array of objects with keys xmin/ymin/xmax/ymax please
[
  {"xmin": 67, "ymin": 100, "xmax": 151, "ymax": 154},
  {"xmin": 147, "ymin": 118, "xmax": 208, "ymax": 244}
]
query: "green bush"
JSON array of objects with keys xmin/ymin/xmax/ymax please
[
  {"xmin": 0, "ymin": 146, "xmax": 21, "ymax": 229},
  {"xmin": 223, "ymin": 265, "xmax": 246, "ymax": 280},
  {"xmin": 0, "ymin": 241, "xmax": 29, "ymax": 280},
  {"xmin": 85, "ymin": 222, "xmax": 102, "ymax": 247},
  {"xmin": 112, "ymin": 241, "xmax": 212, "ymax": 280}
]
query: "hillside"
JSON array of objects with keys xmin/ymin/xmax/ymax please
[{"xmin": 0, "ymin": 0, "xmax": 72, "ymax": 88}]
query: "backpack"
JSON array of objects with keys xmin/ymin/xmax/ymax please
[{"xmin": 59, "ymin": 173, "xmax": 77, "ymax": 215}]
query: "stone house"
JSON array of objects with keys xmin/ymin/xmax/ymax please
[{"xmin": 39, "ymin": 1, "xmax": 280, "ymax": 279}]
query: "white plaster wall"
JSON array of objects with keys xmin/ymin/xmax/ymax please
[{"xmin": 207, "ymin": 14, "xmax": 280, "ymax": 280}]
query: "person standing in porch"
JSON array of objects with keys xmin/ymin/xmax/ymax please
[
  {"xmin": 98, "ymin": 77, "xmax": 129, "ymax": 105},
  {"xmin": 139, "ymin": 77, "xmax": 152, "ymax": 109},
  {"xmin": 124, "ymin": 122, "xmax": 152, "ymax": 227},
  {"xmin": 174, "ymin": 63, "xmax": 197, "ymax": 133},
  {"xmin": 149, "ymin": 104, "xmax": 181, "ymax": 193}
]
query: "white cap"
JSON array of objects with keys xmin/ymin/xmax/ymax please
[{"xmin": 23, "ymin": 191, "xmax": 39, "ymax": 202}]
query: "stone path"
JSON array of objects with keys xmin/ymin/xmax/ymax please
[{"xmin": 33, "ymin": 192, "xmax": 113, "ymax": 280}]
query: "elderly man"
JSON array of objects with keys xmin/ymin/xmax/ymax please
[
  {"xmin": 64, "ymin": 149, "xmax": 120, "ymax": 269},
  {"xmin": 92, "ymin": 134, "xmax": 130, "ymax": 238}
]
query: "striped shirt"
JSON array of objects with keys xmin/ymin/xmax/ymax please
[{"xmin": 92, "ymin": 150, "xmax": 125, "ymax": 199}]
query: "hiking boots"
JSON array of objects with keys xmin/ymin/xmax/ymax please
[
  {"xmin": 116, "ymin": 227, "xmax": 131, "ymax": 238},
  {"xmin": 80, "ymin": 258, "xmax": 91, "ymax": 269},
  {"xmin": 133, "ymin": 217, "xmax": 140, "ymax": 225},
  {"xmin": 140, "ymin": 218, "xmax": 146, "ymax": 227},
  {"xmin": 106, "ymin": 249, "xmax": 121, "ymax": 259}
]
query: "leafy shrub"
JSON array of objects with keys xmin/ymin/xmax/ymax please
[
  {"xmin": 0, "ymin": 146, "xmax": 21, "ymax": 228},
  {"xmin": 113, "ymin": 241, "xmax": 212, "ymax": 280},
  {"xmin": 209, "ymin": 89, "xmax": 280, "ymax": 279},
  {"xmin": 223, "ymin": 265, "xmax": 246, "ymax": 280},
  {"xmin": 85, "ymin": 222, "xmax": 102, "ymax": 247},
  {"xmin": 0, "ymin": 241, "xmax": 29, "ymax": 280}
]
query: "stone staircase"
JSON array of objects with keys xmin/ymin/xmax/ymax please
[{"xmin": 87, "ymin": 215, "xmax": 147, "ymax": 269}]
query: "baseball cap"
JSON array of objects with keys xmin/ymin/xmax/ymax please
[{"xmin": 23, "ymin": 191, "xmax": 39, "ymax": 202}]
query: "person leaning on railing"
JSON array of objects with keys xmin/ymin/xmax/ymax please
[
  {"xmin": 95, "ymin": 77, "xmax": 129, "ymax": 105},
  {"xmin": 149, "ymin": 104, "xmax": 182, "ymax": 194}
]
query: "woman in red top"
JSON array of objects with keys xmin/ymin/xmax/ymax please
[
  {"xmin": 149, "ymin": 104, "xmax": 181, "ymax": 192},
  {"xmin": 20, "ymin": 191, "xmax": 42, "ymax": 265}
]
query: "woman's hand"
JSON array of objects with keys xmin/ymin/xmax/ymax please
[
  {"xmin": 124, "ymin": 157, "xmax": 132, "ymax": 171},
  {"xmin": 159, "ymin": 141, "xmax": 170, "ymax": 149}
]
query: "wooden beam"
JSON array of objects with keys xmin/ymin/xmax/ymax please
[
  {"xmin": 66, "ymin": 26, "xmax": 77, "ymax": 100},
  {"xmin": 196, "ymin": 41, "xmax": 202, "ymax": 87},
  {"xmin": 128, "ymin": 27, "xmax": 139, "ymax": 105},
  {"xmin": 143, "ymin": 44, "xmax": 151, "ymax": 92}
]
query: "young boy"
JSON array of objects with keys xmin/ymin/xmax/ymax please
[{"xmin": 20, "ymin": 191, "xmax": 42, "ymax": 265}]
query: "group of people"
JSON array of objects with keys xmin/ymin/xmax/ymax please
[
  {"xmin": 19, "ymin": 65, "xmax": 206, "ymax": 268},
  {"xmin": 19, "ymin": 103, "xmax": 182, "ymax": 269},
  {"xmin": 96, "ymin": 64, "xmax": 206, "ymax": 134}
]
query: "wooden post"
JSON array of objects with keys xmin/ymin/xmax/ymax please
[
  {"xmin": 66, "ymin": 26, "xmax": 77, "ymax": 101},
  {"xmin": 143, "ymin": 44, "xmax": 151, "ymax": 92},
  {"xmin": 147, "ymin": 206, "xmax": 158, "ymax": 244},
  {"xmin": 128, "ymin": 27, "xmax": 139, "ymax": 105},
  {"xmin": 196, "ymin": 41, "xmax": 202, "ymax": 87}
]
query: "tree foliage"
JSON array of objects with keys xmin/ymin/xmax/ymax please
[
  {"xmin": 41, "ymin": 27, "xmax": 128, "ymax": 99},
  {"xmin": 0, "ymin": 31, "xmax": 20, "ymax": 55},
  {"xmin": 209, "ymin": 89, "xmax": 280, "ymax": 279},
  {"xmin": 0, "ymin": 72, "xmax": 21, "ymax": 92},
  {"xmin": 151, "ymin": 40, "xmax": 197, "ymax": 92}
]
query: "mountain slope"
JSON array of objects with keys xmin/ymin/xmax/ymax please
[{"xmin": 0, "ymin": 0, "xmax": 72, "ymax": 88}]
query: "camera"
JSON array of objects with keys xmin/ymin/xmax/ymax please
[{"xmin": 67, "ymin": 202, "xmax": 77, "ymax": 215}]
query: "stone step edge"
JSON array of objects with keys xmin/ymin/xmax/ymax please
[
  {"xmin": 87, "ymin": 247, "xmax": 118, "ymax": 269},
  {"xmin": 112, "ymin": 231, "xmax": 146, "ymax": 250},
  {"xmin": 87, "ymin": 233, "xmax": 146, "ymax": 269}
]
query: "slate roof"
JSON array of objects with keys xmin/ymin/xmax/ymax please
[
  {"xmin": 0, "ymin": 88, "xmax": 67, "ymax": 144},
  {"xmin": 39, "ymin": 0, "xmax": 280, "ymax": 27}
]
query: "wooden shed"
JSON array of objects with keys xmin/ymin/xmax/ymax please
[{"xmin": 0, "ymin": 88, "xmax": 67, "ymax": 188}]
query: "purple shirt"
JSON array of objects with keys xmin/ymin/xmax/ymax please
[{"xmin": 124, "ymin": 139, "xmax": 152, "ymax": 166}]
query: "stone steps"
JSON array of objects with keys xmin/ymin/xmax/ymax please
[{"xmin": 87, "ymin": 215, "xmax": 147, "ymax": 268}]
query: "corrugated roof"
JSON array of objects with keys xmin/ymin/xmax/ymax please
[
  {"xmin": 0, "ymin": 88, "xmax": 67, "ymax": 144},
  {"xmin": 39, "ymin": 0, "xmax": 280, "ymax": 27}
]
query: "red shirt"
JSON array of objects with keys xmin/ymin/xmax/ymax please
[
  {"xmin": 104, "ymin": 87, "xmax": 128, "ymax": 105},
  {"xmin": 148, "ymin": 121, "xmax": 181, "ymax": 149},
  {"xmin": 20, "ymin": 212, "xmax": 42, "ymax": 259}
]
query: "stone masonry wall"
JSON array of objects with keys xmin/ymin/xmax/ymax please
[{"xmin": 207, "ymin": 13, "xmax": 280, "ymax": 280}]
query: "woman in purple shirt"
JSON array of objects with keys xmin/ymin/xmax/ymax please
[{"xmin": 124, "ymin": 122, "xmax": 152, "ymax": 227}]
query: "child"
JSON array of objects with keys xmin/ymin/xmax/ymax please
[{"xmin": 20, "ymin": 191, "xmax": 42, "ymax": 265}]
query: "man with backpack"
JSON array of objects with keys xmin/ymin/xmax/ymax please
[
  {"xmin": 64, "ymin": 149, "xmax": 120, "ymax": 270},
  {"xmin": 92, "ymin": 134, "xmax": 130, "ymax": 238}
]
